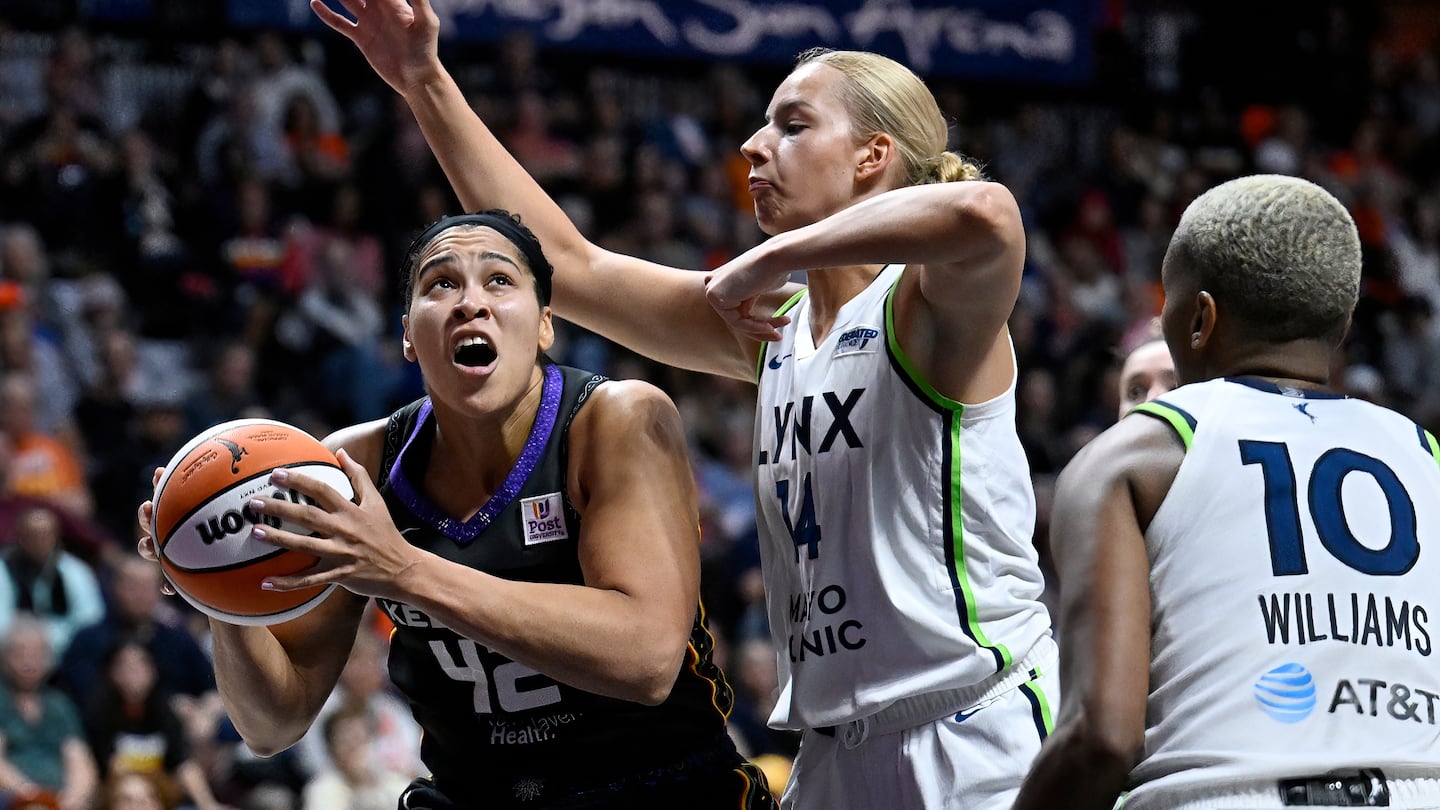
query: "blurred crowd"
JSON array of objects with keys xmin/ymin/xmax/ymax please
[{"xmin": 0, "ymin": 1, "xmax": 1433, "ymax": 806}]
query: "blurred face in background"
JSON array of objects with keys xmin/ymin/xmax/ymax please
[
  {"xmin": 1117, "ymin": 340, "xmax": 1177, "ymax": 417},
  {"xmin": 15, "ymin": 507, "xmax": 60, "ymax": 564},
  {"xmin": 113, "ymin": 558, "xmax": 163, "ymax": 623},
  {"xmin": 107, "ymin": 772, "xmax": 166, "ymax": 810},
  {"xmin": 3, "ymin": 624, "xmax": 52, "ymax": 692},
  {"xmin": 108, "ymin": 642, "xmax": 158, "ymax": 703}
]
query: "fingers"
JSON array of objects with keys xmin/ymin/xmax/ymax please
[
  {"xmin": 263, "ymin": 569, "xmax": 337, "ymax": 592},
  {"xmin": 270, "ymin": 467, "xmax": 352, "ymax": 512},
  {"xmin": 335, "ymin": 448, "xmax": 373, "ymax": 505},
  {"xmin": 311, "ymin": 0, "xmax": 358, "ymax": 35},
  {"xmin": 151, "ymin": 467, "xmax": 164, "ymax": 488},
  {"xmin": 247, "ymin": 523, "xmax": 328, "ymax": 558},
  {"xmin": 133, "ymin": 538, "xmax": 175, "ymax": 595},
  {"xmin": 136, "ymin": 535, "xmax": 159, "ymax": 562},
  {"xmin": 136, "ymin": 499, "xmax": 153, "ymax": 532},
  {"xmin": 716, "ymin": 308, "xmax": 788, "ymax": 342}
]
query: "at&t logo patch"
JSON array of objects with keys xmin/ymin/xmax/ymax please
[
  {"xmin": 1254, "ymin": 662, "xmax": 1317, "ymax": 723},
  {"xmin": 521, "ymin": 493, "xmax": 569, "ymax": 546}
]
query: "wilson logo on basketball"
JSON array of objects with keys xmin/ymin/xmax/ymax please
[{"xmin": 194, "ymin": 489, "xmax": 313, "ymax": 545}]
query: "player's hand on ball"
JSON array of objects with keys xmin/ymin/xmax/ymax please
[
  {"xmin": 246, "ymin": 448, "xmax": 419, "ymax": 600},
  {"xmin": 136, "ymin": 466, "xmax": 176, "ymax": 595}
]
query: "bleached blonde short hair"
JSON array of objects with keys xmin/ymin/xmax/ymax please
[{"xmin": 1166, "ymin": 174, "xmax": 1361, "ymax": 344}]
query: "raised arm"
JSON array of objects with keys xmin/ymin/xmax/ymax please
[
  {"xmin": 706, "ymin": 179, "xmax": 1025, "ymax": 401},
  {"xmin": 1012, "ymin": 416, "xmax": 1181, "ymax": 810},
  {"xmin": 311, "ymin": 0, "xmax": 781, "ymax": 381}
]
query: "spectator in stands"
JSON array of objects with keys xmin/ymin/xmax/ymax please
[
  {"xmin": 82, "ymin": 638, "xmax": 226, "ymax": 810},
  {"xmin": 0, "ymin": 375, "xmax": 87, "ymax": 518},
  {"xmin": 298, "ymin": 706, "xmax": 409, "ymax": 810},
  {"xmin": 94, "ymin": 769, "xmax": 182, "ymax": 810},
  {"xmin": 0, "ymin": 506, "xmax": 103, "ymax": 656},
  {"xmin": 0, "ymin": 614, "xmax": 97, "ymax": 810},
  {"xmin": 183, "ymin": 342, "xmax": 262, "ymax": 436},
  {"xmin": 293, "ymin": 629, "xmax": 422, "ymax": 784},
  {"xmin": 59, "ymin": 555, "xmax": 215, "ymax": 704},
  {"xmin": 0, "ymin": 433, "xmax": 115, "ymax": 568}
]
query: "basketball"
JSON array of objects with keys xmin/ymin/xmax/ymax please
[{"xmin": 151, "ymin": 418, "xmax": 354, "ymax": 626}]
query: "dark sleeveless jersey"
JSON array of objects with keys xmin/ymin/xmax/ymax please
[{"xmin": 374, "ymin": 364, "xmax": 737, "ymax": 806}]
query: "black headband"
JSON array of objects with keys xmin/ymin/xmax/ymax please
[{"xmin": 406, "ymin": 212, "xmax": 553, "ymax": 306}]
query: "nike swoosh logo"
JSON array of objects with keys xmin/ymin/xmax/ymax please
[
  {"xmin": 954, "ymin": 709, "xmax": 979, "ymax": 723},
  {"xmin": 768, "ymin": 353, "xmax": 792, "ymax": 370}
]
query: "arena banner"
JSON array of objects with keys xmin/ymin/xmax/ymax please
[{"xmin": 229, "ymin": 0, "xmax": 1100, "ymax": 83}]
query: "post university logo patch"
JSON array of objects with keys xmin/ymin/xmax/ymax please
[{"xmin": 521, "ymin": 493, "xmax": 569, "ymax": 545}]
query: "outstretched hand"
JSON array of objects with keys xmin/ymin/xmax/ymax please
[
  {"xmin": 704, "ymin": 257, "xmax": 792, "ymax": 342},
  {"xmin": 310, "ymin": 0, "xmax": 442, "ymax": 96},
  {"xmin": 242, "ymin": 449, "xmax": 421, "ymax": 601}
]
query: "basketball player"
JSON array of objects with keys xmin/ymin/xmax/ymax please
[
  {"xmin": 1117, "ymin": 320, "xmax": 1176, "ymax": 418},
  {"xmin": 312, "ymin": 1, "xmax": 1057, "ymax": 807},
  {"xmin": 138, "ymin": 212, "xmax": 776, "ymax": 809},
  {"xmin": 1013, "ymin": 175, "xmax": 1440, "ymax": 810}
]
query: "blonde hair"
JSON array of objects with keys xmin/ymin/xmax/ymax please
[
  {"xmin": 1168, "ymin": 174, "xmax": 1360, "ymax": 345},
  {"xmin": 796, "ymin": 48, "xmax": 984, "ymax": 185}
]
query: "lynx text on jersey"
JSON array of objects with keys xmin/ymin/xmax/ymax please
[{"xmin": 757, "ymin": 388, "xmax": 866, "ymax": 467}]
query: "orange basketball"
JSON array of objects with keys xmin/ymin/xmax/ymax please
[{"xmin": 151, "ymin": 418, "xmax": 354, "ymax": 626}]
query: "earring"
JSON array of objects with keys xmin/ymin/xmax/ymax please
[{"xmin": 1190, "ymin": 334, "xmax": 1201, "ymax": 348}]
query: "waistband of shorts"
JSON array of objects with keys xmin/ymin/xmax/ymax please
[
  {"xmin": 813, "ymin": 635, "xmax": 1056, "ymax": 748},
  {"xmin": 428, "ymin": 731, "xmax": 741, "ymax": 806},
  {"xmin": 1125, "ymin": 769, "xmax": 1440, "ymax": 809}
]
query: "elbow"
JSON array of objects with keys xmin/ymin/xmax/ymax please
[
  {"xmin": 241, "ymin": 736, "xmax": 300, "ymax": 760},
  {"xmin": 1069, "ymin": 711, "xmax": 1144, "ymax": 779},
  {"xmin": 956, "ymin": 183, "xmax": 1023, "ymax": 251},
  {"xmin": 230, "ymin": 719, "xmax": 305, "ymax": 759},
  {"xmin": 633, "ymin": 681, "xmax": 675, "ymax": 707},
  {"xmin": 627, "ymin": 643, "xmax": 687, "ymax": 707}
]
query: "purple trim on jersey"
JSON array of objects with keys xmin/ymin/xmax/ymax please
[{"xmin": 387, "ymin": 364, "xmax": 563, "ymax": 543}]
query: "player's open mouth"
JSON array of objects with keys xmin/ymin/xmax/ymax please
[{"xmin": 453, "ymin": 336, "xmax": 498, "ymax": 368}]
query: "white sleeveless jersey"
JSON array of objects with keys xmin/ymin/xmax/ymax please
[
  {"xmin": 1128, "ymin": 377, "xmax": 1440, "ymax": 807},
  {"xmin": 754, "ymin": 263, "xmax": 1051, "ymax": 730}
]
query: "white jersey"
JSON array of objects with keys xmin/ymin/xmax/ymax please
[
  {"xmin": 754, "ymin": 263, "xmax": 1051, "ymax": 730},
  {"xmin": 1128, "ymin": 377, "xmax": 1440, "ymax": 807}
]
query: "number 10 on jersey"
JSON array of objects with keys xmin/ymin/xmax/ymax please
[{"xmin": 1240, "ymin": 440, "xmax": 1420, "ymax": 577}]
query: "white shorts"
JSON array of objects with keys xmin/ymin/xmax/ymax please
[
  {"xmin": 781, "ymin": 660, "xmax": 1058, "ymax": 810},
  {"xmin": 1123, "ymin": 773, "xmax": 1440, "ymax": 810}
]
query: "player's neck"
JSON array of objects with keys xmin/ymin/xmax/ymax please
[
  {"xmin": 427, "ymin": 384, "xmax": 546, "ymax": 501},
  {"xmin": 1212, "ymin": 340, "xmax": 1334, "ymax": 390},
  {"xmin": 1226, "ymin": 367, "xmax": 1324, "ymax": 389},
  {"xmin": 805, "ymin": 263, "xmax": 886, "ymax": 339}
]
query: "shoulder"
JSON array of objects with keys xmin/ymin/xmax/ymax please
[
  {"xmin": 322, "ymin": 417, "xmax": 390, "ymax": 482},
  {"xmin": 571, "ymin": 378, "xmax": 684, "ymax": 442},
  {"xmin": 1059, "ymin": 412, "xmax": 1186, "ymax": 527},
  {"xmin": 566, "ymin": 379, "xmax": 689, "ymax": 494}
]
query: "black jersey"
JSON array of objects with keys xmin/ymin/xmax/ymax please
[{"xmin": 374, "ymin": 364, "xmax": 743, "ymax": 807}]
